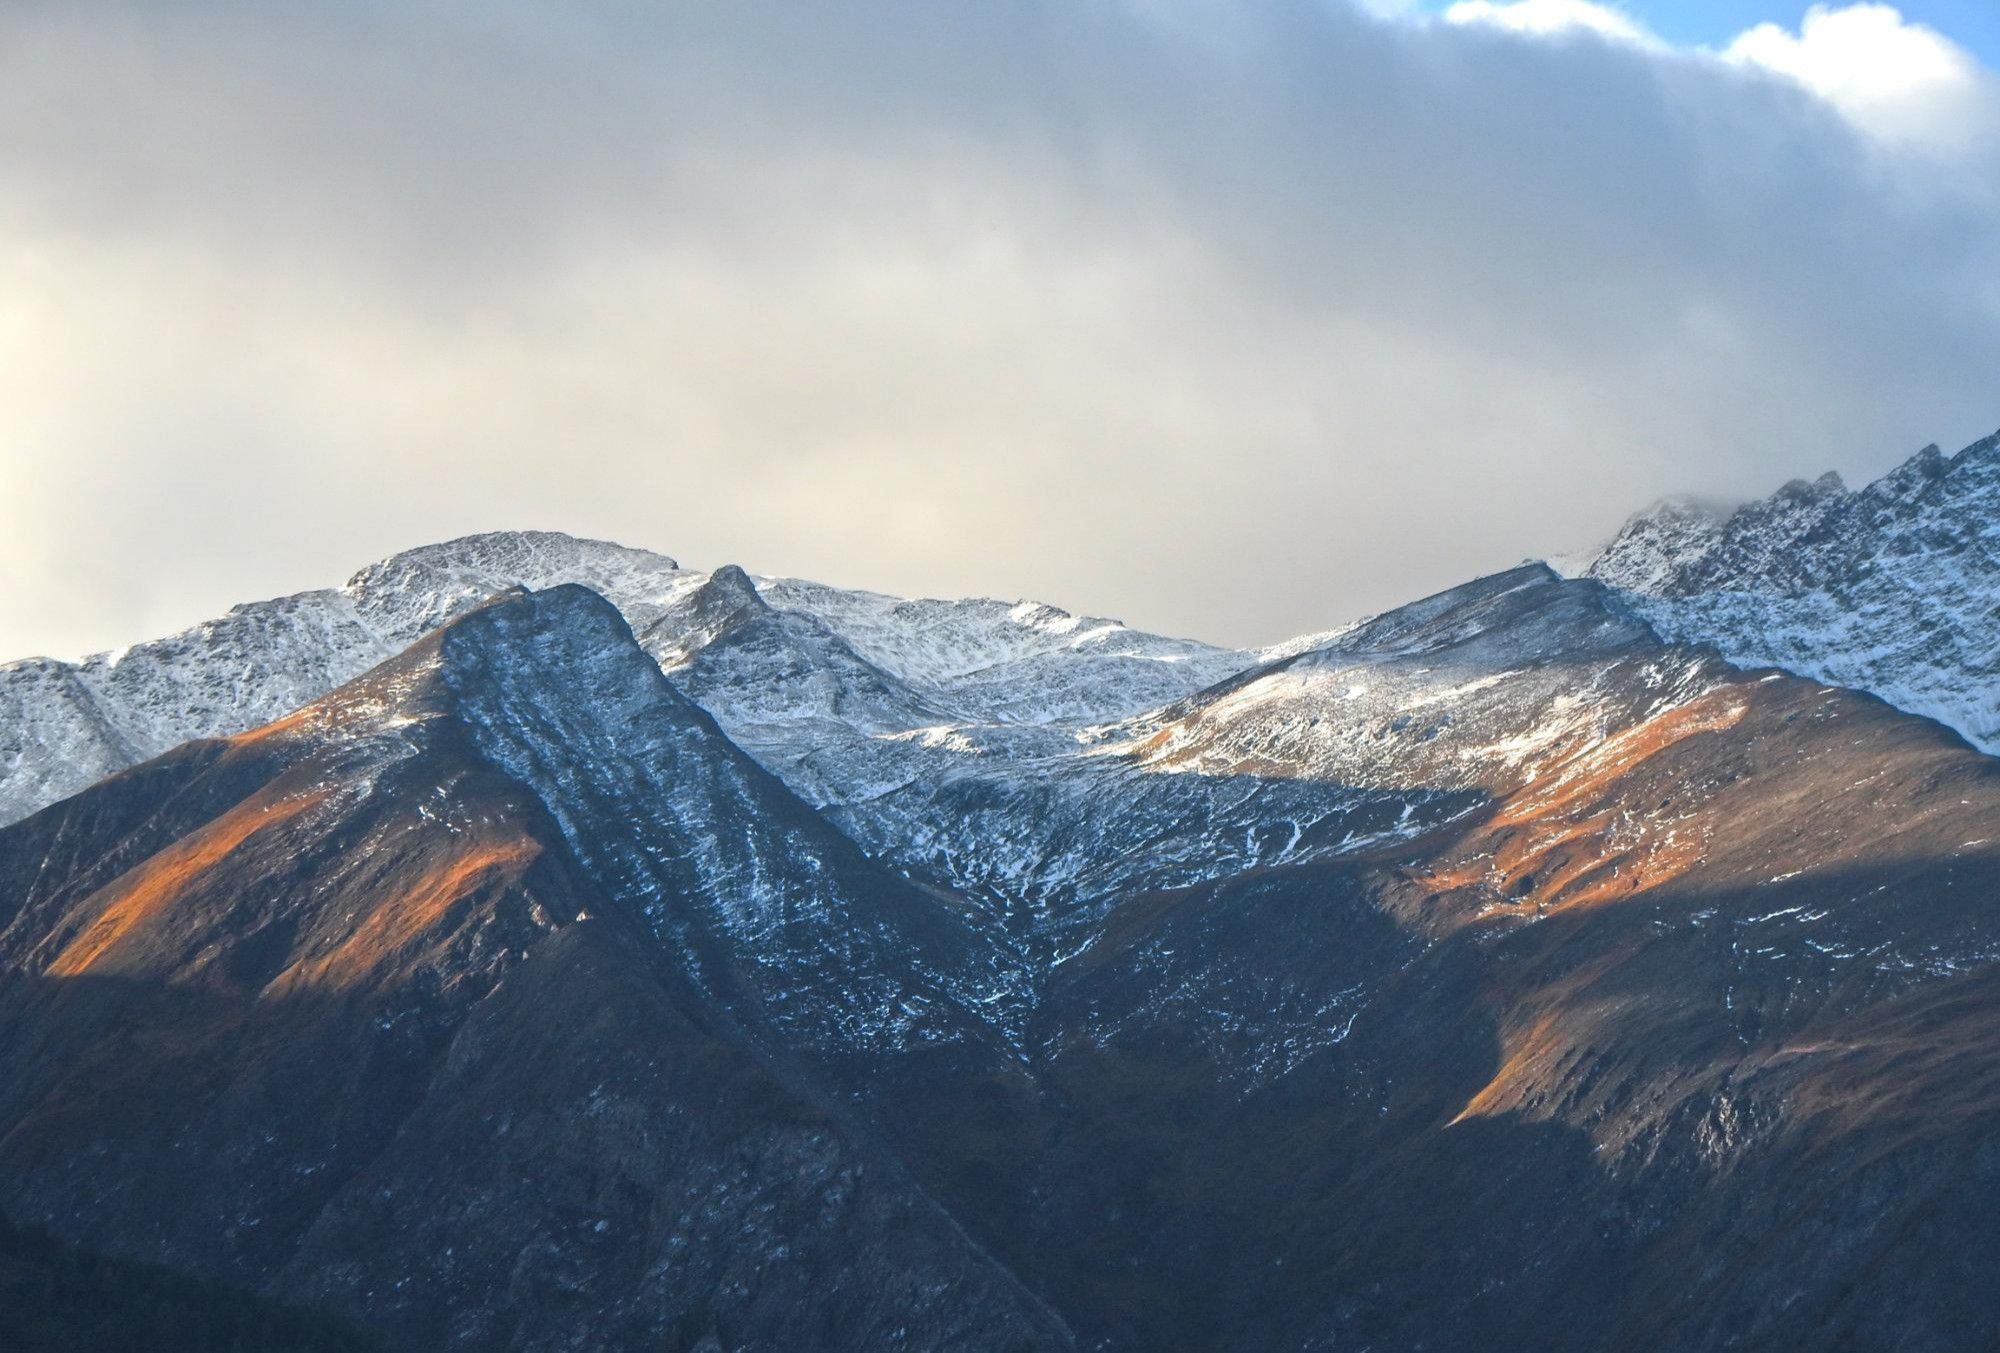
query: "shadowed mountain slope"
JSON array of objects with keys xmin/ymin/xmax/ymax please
[{"xmin": 0, "ymin": 1212, "xmax": 378, "ymax": 1353}]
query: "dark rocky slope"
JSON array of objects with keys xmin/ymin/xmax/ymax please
[{"xmin": 0, "ymin": 1213, "xmax": 377, "ymax": 1353}]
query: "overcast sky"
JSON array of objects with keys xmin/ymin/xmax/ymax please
[{"xmin": 2, "ymin": 1, "xmax": 1996, "ymax": 657}]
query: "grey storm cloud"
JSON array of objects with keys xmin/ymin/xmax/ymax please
[{"xmin": 1, "ymin": 0, "xmax": 1996, "ymax": 657}]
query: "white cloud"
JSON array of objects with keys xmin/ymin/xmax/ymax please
[
  {"xmin": 1442, "ymin": 2, "xmax": 1995, "ymax": 156},
  {"xmin": 1724, "ymin": 4, "xmax": 1991, "ymax": 151},
  {"xmin": 0, "ymin": 2, "xmax": 1996, "ymax": 657},
  {"xmin": 1443, "ymin": 0, "xmax": 1658, "ymax": 48}
]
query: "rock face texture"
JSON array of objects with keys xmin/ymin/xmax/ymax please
[
  {"xmin": 2, "ymin": 546, "xmax": 1998, "ymax": 1350},
  {"xmin": 1585, "ymin": 429, "xmax": 2000, "ymax": 752}
]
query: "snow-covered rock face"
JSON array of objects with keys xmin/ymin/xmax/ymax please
[
  {"xmin": 0, "ymin": 531, "xmax": 1251, "ymax": 827},
  {"xmin": 766, "ymin": 565, "xmax": 1738, "ymax": 953},
  {"xmin": 434, "ymin": 586, "xmax": 1032, "ymax": 1059},
  {"xmin": 1584, "ymin": 430, "xmax": 2000, "ymax": 751},
  {"xmin": 12, "ymin": 441, "xmax": 1999, "ymax": 938},
  {"xmin": 1107, "ymin": 565, "xmax": 1685, "ymax": 795},
  {"xmin": 0, "ymin": 591, "xmax": 400, "ymax": 827},
  {"xmin": 346, "ymin": 529, "xmax": 699, "ymax": 645}
]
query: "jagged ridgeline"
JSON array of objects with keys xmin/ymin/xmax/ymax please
[
  {"xmin": 0, "ymin": 427, "xmax": 1997, "ymax": 1351},
  {"xmin": 1584, "ymin": 428, "xmax": 2000, "ymax": 751}
]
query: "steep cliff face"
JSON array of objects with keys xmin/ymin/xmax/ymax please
[{"xmin": 1586, "ymin": 429, "xmax": 2000, "ymax": 751}]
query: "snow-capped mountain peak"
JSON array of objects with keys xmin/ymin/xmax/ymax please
[
  {"xmin": 0, "ymin": 531, "xmax": 1253, "ymax": 827},
  {"xmin": 1582, "ymin": 427, "xmax": 2000, "ymax": 750}
]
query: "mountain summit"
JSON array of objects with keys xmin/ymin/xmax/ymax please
[
  {"xmin": 0, "ymin": 531, "xmax": 1249, "ymax": 828},
  {"xmin": 1586, "ymin": 429, "xmax": 2000, "ymax": 750}
]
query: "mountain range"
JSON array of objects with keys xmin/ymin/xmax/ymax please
[{"xmin": 1, "ymin": 428, "xmax": 1997, "ymax": 1351}]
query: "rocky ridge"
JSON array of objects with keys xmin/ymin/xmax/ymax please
[
  {"xmin": 1585, "ymin": 429, "xmax": 2000, "ymax": 751},
  {"xmin": 0, "ymin": 531, "xmax": 1250, "ymax": 828}
]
